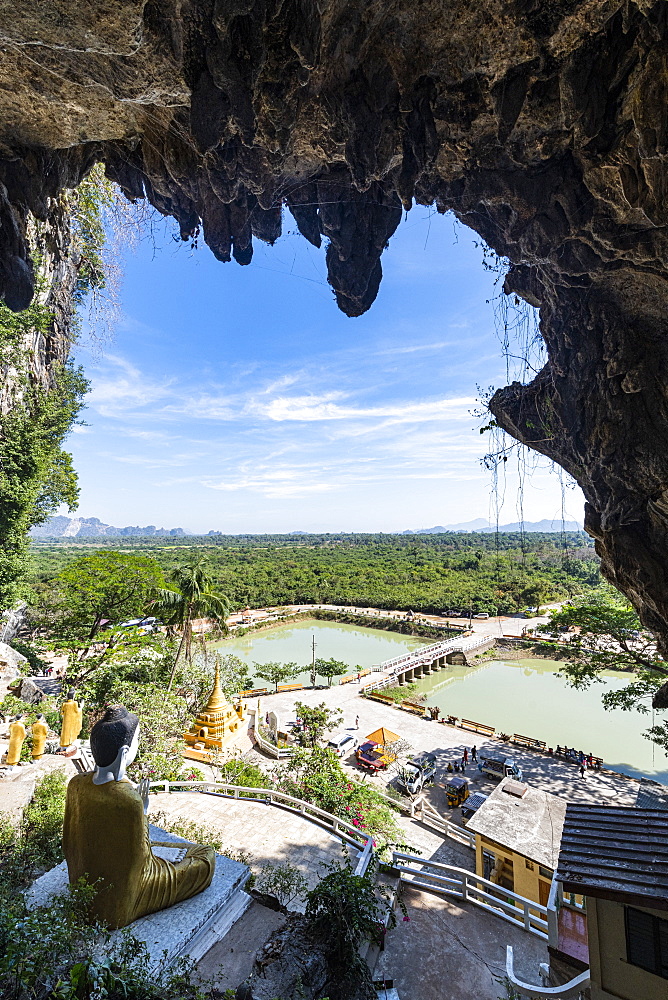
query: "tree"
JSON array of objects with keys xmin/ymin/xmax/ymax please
[
  {"xmin": 547, "ymin": 588, "xmax": 668, "ymax": 749},
  {"xmin": 305, "ymin": 855, "xmax": 397, "ymax": 963},
  {"xmin": 150, "ymin": 557, "xmax": 230, "ymax": 690},
  {"xmin": 315, "ymin": 656, "xmax": 349, "ymax": 687},
  {"xmin": 253, "ymin": 660, "xmax": 300, "ymax": 693},
  {"xmin": 294, "ymin": 700, "xmax": 343, "ymax": 748},
  {"xmin": 37, "ymin": 550, "xmax": 164, "ymax": 646}
]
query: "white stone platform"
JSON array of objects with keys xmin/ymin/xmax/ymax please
[{"xmin": 26, "ymin": 825, "xmax": 251, "ymax": 968}]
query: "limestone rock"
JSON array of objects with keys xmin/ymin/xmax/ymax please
[{"xmin": 1, "ymin": 3, "xmax": 668, "ymax": 649}]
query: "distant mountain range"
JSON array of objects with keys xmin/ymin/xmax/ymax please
[
  {"xmin": 403, "ymin": 518, "xmax": 584, "ymax": 534},
  {"xmin": 30, "ymin": 516, "xmax": 185, "ymax": 538},
  {"xmin": 30, "ymin": 514, "xmax": 585, "ymax": 539}
]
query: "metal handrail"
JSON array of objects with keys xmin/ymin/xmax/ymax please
[
  {"xmin": 392, "ymin": 850, "xmax": 548, "ymax": 939},
  {"xmin": 506, "ymin": 946, "xmax": 590, "ymax": 998},
  {"xmin": 149, "ymin": 780, "xmax": 375, "ymax": 873}
]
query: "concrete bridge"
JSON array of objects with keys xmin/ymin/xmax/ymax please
[{"xmin": 363, "ymin": 634, "xmax": 497, "ymax": 689}]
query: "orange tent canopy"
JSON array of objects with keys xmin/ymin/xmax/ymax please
[{"xmin": 365, "ymin": 727, "xmax": 400, "ymax": 745}]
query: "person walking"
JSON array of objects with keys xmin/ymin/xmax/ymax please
[
  {"xmin": 471, "ymin": 746, "xmax": 477, "ymax": 762},
  {"xmin": 463, "ymin": 748, "xmax": 468, "ymax": 765},
  {"xmin": 579, "ymin": 763, "xmax": 586, "ymax": 778},
  {"xmin": 355, "ymin": 715, "xmax": 359, "ymax": 730}
]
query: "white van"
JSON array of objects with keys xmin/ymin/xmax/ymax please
[{"xmin": 326, "ymin": 732, "xmax": 358, "ymax": 757}]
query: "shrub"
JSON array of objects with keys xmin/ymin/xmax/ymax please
[{"xmin": 255, "ymin": 862, "xmax": 308, "ymax": 909}]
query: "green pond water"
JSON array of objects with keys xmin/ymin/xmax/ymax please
[
  {"xmin": 410, "ymin": 657, "xmax": 668, "ymax": 785},
  {"xmin": 214, "ymin": 621, "xmax": 668, "ymax": 783},
  {"xmin": 212, "ymin": 619, "xmax": 428, "ymax": 681}
]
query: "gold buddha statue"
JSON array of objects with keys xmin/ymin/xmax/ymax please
[
  {"xmin": 6, "ymin": 715, "xmax": 26, "ymax": 767},
  {"xmin": 183, "ymin": 664, "xmax": 244, "ymax": 761},
  {"xmin": 63, "ymin": 705, "xmax": 215, "ymax": 929},
  {"xmin": 31, "ymin": 715, "xmax": 49, "ymax": 760},
  {"xmin": 59, "ymin": 689, "xmax": 84, "ymax": 750}
]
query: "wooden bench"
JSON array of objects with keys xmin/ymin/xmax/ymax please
[
  {"xmin": 555, "ymin": 747, "xmax": 603, "ymax": 769},
  {"xmin": 368, "ymin": 693, "xmax": 395, "ymax": 705},
  {"xmin": 401, "ymin": 700, "xmax": 425, "ymax": 716},
  {"xmin": 241, "ymin": 688, "xmax": 269, "ymax": 698},
  {"xmin": 512, "ymin": 733, "xmax": 547, "ymax": 751},
  {"xmin": 459, "ymin": 718, "xmax": 496, "ymax": 737},
  {"xmin": 277, "ymin": 683, "xmax": 303, "ymax": 692}
]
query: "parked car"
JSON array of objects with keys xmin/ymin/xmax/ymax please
[
  {"xmin": 473, "ymin": 612, "xmax": 490, "ymax": 619},
  {"xmin": 326, "ymin": 732, "xmax": 358, "ymax": 758},
  {"xmin": 397, "ymin": 753, "xmax": 437, "ymax": 796},
  {"xmin": 356, "ymin": 740, "xmax": 390, "ymax": 771},
  {"xmin": 478, "ymin": 754, "xmax": 523, "ymax": 782}
]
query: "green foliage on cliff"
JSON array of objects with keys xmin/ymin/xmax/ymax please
[{"xmin": 0, "ymin": 362, "xmax": 88, "ymax": 608}]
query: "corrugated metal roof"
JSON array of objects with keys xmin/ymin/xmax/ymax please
[
  {"xmin": 636, "ymin": 777, "xmax": 668, "ymax": 811},
  {"xmin": 556, "ymin": 804, "xmax": 668, "ymax": 909}
]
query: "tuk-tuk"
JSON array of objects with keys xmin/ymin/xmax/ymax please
[
  {"xmin": 444, "ymin": 774, "xmax": 469, "ymax": 808},
  {"xmin": 461, "ymin": 791, "xmax": 488, "ymax": 825}
]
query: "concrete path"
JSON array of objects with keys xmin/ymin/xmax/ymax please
[
  {"xmin": 249, "ymin": 681, "xmax": 640, "ymax": 809},
  {"xmin": 376, "ymin": 884, "xmax": 548, "ymax": 1000},
  {"xmin": 149, "ymin": 791, "xmax": 353, "ymax": 906}
]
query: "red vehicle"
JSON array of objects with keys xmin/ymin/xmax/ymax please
[{"xmin": 355, "ymin": 740, "xmax": 391, "ymax": 771}]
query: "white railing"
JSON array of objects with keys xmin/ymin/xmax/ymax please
[
  {"xmin": 149, "ymin": 780, "xmax": 375, "ymax": 873},
  {"xmin": 364, "ymin": 633, "xmax": 495, "ymax": 693},
  {"xmin": 506, "ymin": 946, "xmax": 590, "ymax": 998},
  {"xmin": 392, "ymin": 851, "xmax": 548, "ymax": 939},
  {"xmin": 411, "ymin": 797, "xmax": 476, "ymax": 848}
]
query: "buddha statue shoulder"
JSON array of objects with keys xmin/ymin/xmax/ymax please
[{"xmin": 63, "ymin": 705, "xmax": 215, "ymax": 929}]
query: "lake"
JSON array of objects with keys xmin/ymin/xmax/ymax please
[
  {"xmin": 212, "ymin": 619, "xmax": 428, "ymax": 682},
  {"xmin": 410, "ymin": 657, "xmax": 668, "ymax": 784},
  {"xmin": 213, "ymin": 621, "xmax": 668, "ymax": 783}
]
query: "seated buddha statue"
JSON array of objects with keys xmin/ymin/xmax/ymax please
[{"xmin": 63, "ymin": 705, "xmax": 215, "ymax": 929}]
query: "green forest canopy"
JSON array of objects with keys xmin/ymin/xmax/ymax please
[{"xmin": 28, "ymin": 531, "xmax": 600, "ymax": 614}]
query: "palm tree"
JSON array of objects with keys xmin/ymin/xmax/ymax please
[{"xmin": 151, "ymin": 558, "xmax": 230, "ymax": 690}]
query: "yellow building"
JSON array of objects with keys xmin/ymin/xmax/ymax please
[
  {"xmin": 183, "ymin": 665, "xmax": 244, "ymax": 762},
  {"xmin": 556, "ymin": 803, "xmax": 668, "ymax": 1000},
  {"xmin": 466, "ymin": 777, "xmax": 566, "ymax": 906}
]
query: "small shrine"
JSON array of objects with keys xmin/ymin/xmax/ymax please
[{"xmin": 183, "ymin": 665, "xmax": 245, "ymax": 762}]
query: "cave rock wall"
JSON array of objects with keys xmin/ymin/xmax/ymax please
[{"xmin": 1, "ymin": 1, "xmax": 668, "ymax": 644}]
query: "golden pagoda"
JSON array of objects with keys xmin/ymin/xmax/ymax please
[{"xmin": 183, "ymin": 664, "xmax": 245, "ymax": 762}]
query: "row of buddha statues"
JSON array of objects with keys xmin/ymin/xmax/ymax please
[{"xmin": 4, "ymin": 690, "xmax": 84, "ymax": 769}]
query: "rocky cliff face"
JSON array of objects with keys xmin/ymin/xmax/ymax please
[{"xmin": 1, "ymin": 2, "xmax": 668, "ymax": 647}]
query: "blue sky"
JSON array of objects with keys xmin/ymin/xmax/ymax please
[{"xmin": 68, "ymin": 206, "xmax": 585, "ymax": 533}]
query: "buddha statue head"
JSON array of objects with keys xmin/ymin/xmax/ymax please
[
  {"xmin": 90, "ymin": 705, "xmax": 140, "ymax": 785},
  {"xmin": 67, "ymin": 688, "xmax": 76, "ymax": 701}
]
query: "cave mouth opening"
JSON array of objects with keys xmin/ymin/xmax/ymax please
[{"xmin": 63, "ymin": 196, "xmax": 580, "ymax": 538}]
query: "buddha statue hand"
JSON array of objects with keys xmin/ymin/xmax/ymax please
[{"xmin": 137, "ymin": 777, "xmax": 150, "ymax": 815}]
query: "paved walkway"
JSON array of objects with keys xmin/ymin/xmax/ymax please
[
  {"xmin": 149, "ymin": 791, "xmax": 353, "ymax": 906},
  {"xmin": 376, "ymin": 885, "xmax": 549, "ymax": 1000}
]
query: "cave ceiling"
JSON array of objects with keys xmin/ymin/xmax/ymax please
[{"xmin": 3, "ymin": 0, "xmax": 668, "ymax": 657}]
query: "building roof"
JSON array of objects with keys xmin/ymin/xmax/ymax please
[
  {"xmin": 465, "ymin": 777, "xmax": 566, "ymax": 870},
  {"xmin": 556, "ymin": 804, "xmax": 668, "ymax": 910},
  {"xmin": 636, "ymin": 777, "xmax": 668, "ymax": 811}
]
